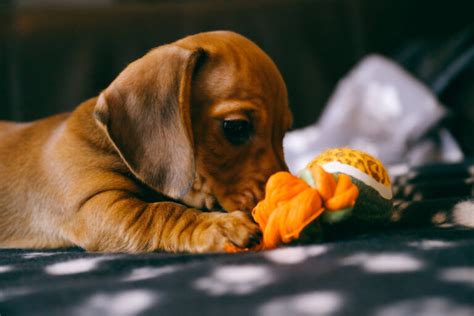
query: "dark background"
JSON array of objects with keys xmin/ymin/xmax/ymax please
[{"xmin": 1, "ymin": 0, "xmax": 473, "ymax": 153}]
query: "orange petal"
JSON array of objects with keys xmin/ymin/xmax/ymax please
[
  {"xmin": 267, "ymin": 174, "xmax": 309, "ymax": 207},
  {"xmin": 310, "ymin": 164, "xmax": 336, "ymax": 201},
  {"xmin": 253, "ymin": 172, "xmax": 309, "ymax": 230},
  {"xmin": 252, "ymin": 171, "xmax": 327, "ymax": 250},
  {"xmin": 334, "ymin": 174, "xmax": 354, "ymax": 195},
  {"xmin": 262, "ymin": 207, "xmax": 285, "ymax": 249},
  {"xmin": 281, "ymin": 188, "xmax": 325, "ymax": 243},
  {"xmin": 325, "ymin": 185, "xmax": 359, "ymax": 211},
  {"xmin": 252, "ymin": 200, "xmax": 271, "ymax": 231},
  {"xmin": 263, "ymin": 188, "xmax": 325, "ymax": 248},
  {"xmin": 265, "ymin": 172, "xmax": 295, "ymax": 192}
]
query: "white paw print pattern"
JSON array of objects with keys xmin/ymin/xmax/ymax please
[
  {"xmin": 374, "ymin": 297, "xmax": 474, "ymax": 316},
  {"xmin": 407, "ymin": 239, "xmax": 456, "ymax": 250},
  {"xmin": 341, "ymin": 252, "xmax": 424, "ymax": 273},
  {"xmin": 194, "ymin": 265, "xmax": 273, "ymax": 295},
  {"xmin": 264, "ymin": 245, "xmax": 329, "ymax": 265},
  {"xmin": 439, "ymin": 267, "xmax": 474, "ymax": 286},
  {"xmin": 22, "ymin": 252, "xmax": 60, "ymax": 259},
  {"xmin": 75, "ymin": 290, "xmax": 157, "ymax": 316},
  {"xmin": 258, "ymin": 291, "xmax": 345, "ymax": 316},
  {"xmin": 0, "ymin": 265, "xmax": 13, "ymax": 273},
  {"xmin": 45, "ymin": 256, "xmax": 114, "ymax": 275},
  {"xmin": 122, "ymin": 266, "xmax": 178, "ymax": 282}
]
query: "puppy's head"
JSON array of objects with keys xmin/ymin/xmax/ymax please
[{"xmin": 95, "ymin": 31, "xmax": 292, "ymax": 212}]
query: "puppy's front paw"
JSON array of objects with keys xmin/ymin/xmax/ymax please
[{"xmin": 194, "ymin": 211, "xmax": 261, "ymax": 253}]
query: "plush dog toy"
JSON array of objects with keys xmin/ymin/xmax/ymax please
[{"xmin": 226, "ymin": 147, "xmax": 393, "ymax": 252}]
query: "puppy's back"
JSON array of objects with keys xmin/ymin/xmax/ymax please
[{"xmin": 0, "ymin": 114, "xmax": 72, "ymax": 248}]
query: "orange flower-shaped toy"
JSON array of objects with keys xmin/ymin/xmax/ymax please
[{"xmin": 226, "ymin": 147, "xmax": 392, "ymax": 253}]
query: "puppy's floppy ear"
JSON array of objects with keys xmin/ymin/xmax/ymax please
[{"xmin": 94, "ymin": 45, "xmax": 205, "ymax": 198}]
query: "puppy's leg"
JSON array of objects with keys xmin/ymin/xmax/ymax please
[{"xmin": 64, "ymin": 191, "xmax": 260, "ymax": 253}]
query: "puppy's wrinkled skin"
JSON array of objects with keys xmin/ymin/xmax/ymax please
[{"xmin": 0, "ymin": 31, "xmax": 292, "ymax": 253}]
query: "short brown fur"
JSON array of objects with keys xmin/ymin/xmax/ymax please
[{"xmin": 0, "ymin": 31, "xmax": 291, "ymax": 253}]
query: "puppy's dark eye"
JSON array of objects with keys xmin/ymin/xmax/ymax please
[{"xmin": 222, "ymin": 119, "xmax": 252, "ymax": 145}]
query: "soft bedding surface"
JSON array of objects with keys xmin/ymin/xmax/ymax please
[
  {"xmin": 1, "ymin": 161, "xmax": 473, "ymax": 316},
  {"xmin": 0, "ymin": 226, "xmax": 473, "ymax": 316}
]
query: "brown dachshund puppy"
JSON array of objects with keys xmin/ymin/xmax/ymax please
[{"xmin": 0, "ymin": 31, "xmax": 291, "ymax": 253}]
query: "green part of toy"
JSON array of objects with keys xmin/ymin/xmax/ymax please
[
  {"xmin": 321, "ymin": 207, "xmax": 353, "ymax": 223},
  {"xmin": 349, "ymin": 177, "xmax": 393, "ymax": 223},
  {"xmin": 299, "ymin": 167, "xmax": 339, "ymax": 187},
  {"xmin": 298, "ymin": 168, "xmax": 316, "ymax": 187},
  {"xmin": 300, "ymin": 167, "xmax": 393, "ymax": 224},
  {"xmin": 299, "ymin": 168, "xmax": 353, "ymax": 224}
]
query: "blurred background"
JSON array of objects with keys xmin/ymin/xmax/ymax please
[{"xmin": 1, "ymin": 0, "xmax": 473, "ymax": 164}]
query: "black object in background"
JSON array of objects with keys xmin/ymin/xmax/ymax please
[
  {"xmin": 1, "ymin": 0, "xmax": 473, "ymax": 136},
  {"xmin": 395, "ymin": 25, "xmax": 474, "ymax": 155}
]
